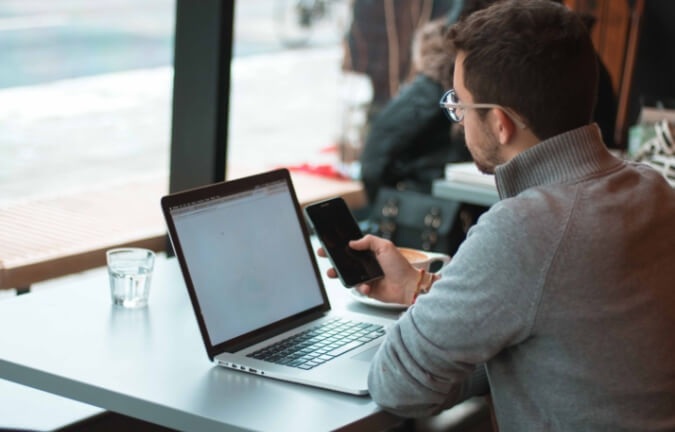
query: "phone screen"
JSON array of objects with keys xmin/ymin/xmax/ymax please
[{"xmin": 305, "ymin": 198, "xmax": 383, "ymax": 287}]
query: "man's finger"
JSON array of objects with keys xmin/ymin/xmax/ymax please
[
  {"xmin": 317, "ymin": 247, "xmax": 327, "ymax": 257},
  {"xmin": 326, "ymin": 268, "xmax": 337, "ymax": 278},
  {"xmin": 349, "ymin": 234, "xmax": 375, "ymax": 251},
  {"xmin": 356, "ymin": 284, "xmax": 371, "ymax": 296}
]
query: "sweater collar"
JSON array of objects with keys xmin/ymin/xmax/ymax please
[{"xmin": 494, "ymin": 124, "xmax": 622, "ymax": 199}]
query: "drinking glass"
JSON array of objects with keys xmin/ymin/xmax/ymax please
[{"xmin": 106, "ymin": 248, "xmax": 155, "ymax": 308}]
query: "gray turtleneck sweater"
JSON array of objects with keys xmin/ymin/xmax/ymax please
[{"xmin": 369, "ymin": 124, "xmax": 675, "ymax": 431}]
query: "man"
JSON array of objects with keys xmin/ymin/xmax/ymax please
[{"xmin": 320, "ymin": 0, "xmax": 675, "ymax": 429}]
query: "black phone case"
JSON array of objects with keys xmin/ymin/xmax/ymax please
[{"xmin": 304, "ymin": 198, "xmax": 383, "ymax": 287}]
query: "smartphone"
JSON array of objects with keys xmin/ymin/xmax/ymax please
[{"xmin": 304, "ymin": 197, "xmax": 384, "ymax": 287}]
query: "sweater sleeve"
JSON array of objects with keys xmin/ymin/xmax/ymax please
[{"xmin": 368, "ymin": 198, "xmax": 564, "ymax": 417}]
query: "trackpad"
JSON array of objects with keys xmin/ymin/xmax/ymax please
[{"xmin": 351, "ymin": 346, "xmax": 379, "ymax": 362}]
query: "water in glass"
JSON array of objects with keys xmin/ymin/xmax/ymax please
[{"xmin": 109, "ymin": 264, "xmax": 152, "ymax": 308}]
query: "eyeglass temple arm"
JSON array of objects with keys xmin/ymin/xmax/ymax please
[{"xmin": 440, "ymin": 102, "xmax": 527, "ymax": 129}]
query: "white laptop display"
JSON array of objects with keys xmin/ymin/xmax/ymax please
[{"xmin": 161, "ymin": 169, "xmax": 392, "ymax": 395}]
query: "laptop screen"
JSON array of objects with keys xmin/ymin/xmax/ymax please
[{"xmin": 168, "ymin": 177, "xmax": 325, "ymax": 347}]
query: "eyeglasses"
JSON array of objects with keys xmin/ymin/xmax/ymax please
[{"xmin": 439, "ymin": 89, "xmax": 527, "ymax": 129}]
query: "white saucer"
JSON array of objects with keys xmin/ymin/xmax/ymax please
[{"xmin": 348, "ymin": 288, "xmax": 408, "ymax": 310}]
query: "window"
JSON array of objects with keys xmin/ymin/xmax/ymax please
[
  {"xmin": 228, "ymin": 0, "xmax": 458, "ymax": 179},
  {"xmin": 0, "ymin": 1, "xmax": 175, "ymax": 292},
  {"xmin": 227, "ymin": 0, "xmax": 352, "ymax": 178},
  {"xmin": 0, "ymin": 0, "xmax": 175, "ymax": 205},
  {"xmin": 0, "ymin": 0, "xmax": 454, "ymax": 291}
]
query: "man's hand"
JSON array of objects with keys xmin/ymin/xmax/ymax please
[{"xmin": 317, "ymin": 234, "xmax": 420, "ymax": 305}]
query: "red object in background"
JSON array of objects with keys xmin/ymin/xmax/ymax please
[{"xmin": 319, "ymin": 145, "xmax": 338, "ymax": 154}]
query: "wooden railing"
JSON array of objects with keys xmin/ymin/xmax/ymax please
[
  {"xmin": 0, "ymin": 177, "xmax": 168, "ymax": 292},
  {"xmin": 0, "ymin": 172, "xmax": 365, "ymax": 292}
]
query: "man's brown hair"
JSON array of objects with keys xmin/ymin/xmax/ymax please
[{"xmin": 447, "ymin": 0, "xmax": 598, "ymax": 140}]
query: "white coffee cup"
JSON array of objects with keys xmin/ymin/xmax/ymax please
[{"xmin": 397, "ymin": 247, "xmax": 450, "ymax": 272}]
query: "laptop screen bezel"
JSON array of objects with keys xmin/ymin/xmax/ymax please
[{"xmin": 161, "ymin": 169, "xmax": 331, "ymax": 361}]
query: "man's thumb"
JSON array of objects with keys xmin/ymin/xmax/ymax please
[{"xmin": 348, "ymin": 234, "xmax": 372, "ymax": 250}]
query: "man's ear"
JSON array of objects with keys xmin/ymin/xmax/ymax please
[{"xmin": 493, "ymin": 108, "xmax": 516, "ymax": 145}]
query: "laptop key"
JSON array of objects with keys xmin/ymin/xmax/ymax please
[{"xmin": 327, "ymin": 340, "xmax": 368, "ymax": 357}]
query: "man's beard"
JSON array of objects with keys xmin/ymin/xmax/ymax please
[{"xmin": 470, "ymin": 122, "xmax": 503, "ymax": 174}]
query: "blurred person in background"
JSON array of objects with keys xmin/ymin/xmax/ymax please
[{"xmin": 359, "ymin": 17, "xmax": 471, "ymax": 204}]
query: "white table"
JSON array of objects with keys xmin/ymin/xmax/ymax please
[
  {"xmin": 432, "ymin": 179, "xmax": 499, "ymax": 207},
  {"xmin": 0, "ymin": 255, "xmax": 402, "ymax": 431}
]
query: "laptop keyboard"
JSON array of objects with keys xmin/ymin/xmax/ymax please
[{"xmin": 247, "ymin": 318, "xmax": 385, "ymax": 370}]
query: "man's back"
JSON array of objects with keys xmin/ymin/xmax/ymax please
[
  {"xmin": 489, "ymin": 147, "xmax": 675, "ymax": 430},
  {"xmin": 367, "ymin": 125, "xmax": 675, "ymax": 431}
]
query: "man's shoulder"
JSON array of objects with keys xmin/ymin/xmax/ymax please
[
  {"xmin": 459, "ymin": 187, "xmax": 577, "ymax": 259},
  {"xmin": 481, "ymin": 187, "xmax": 576, "ymax": 227}
]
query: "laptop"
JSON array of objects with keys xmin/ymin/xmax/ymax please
[{"xmin": 160, "ymin": 168, "xmax": 394, "ymax": 395}]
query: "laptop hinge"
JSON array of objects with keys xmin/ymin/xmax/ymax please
[{"xmin": 225, "ymin": 309, "xmax": 328, "ymax": 353}]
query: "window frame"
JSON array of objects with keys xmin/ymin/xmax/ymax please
[{"xmin": 169, "ymin": 0, "xmax": 234, "ymax": 193}]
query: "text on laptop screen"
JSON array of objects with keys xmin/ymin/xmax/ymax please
[{"xmin": 170, "ymin": 180, "xmax": 324, "ymax": 346}]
